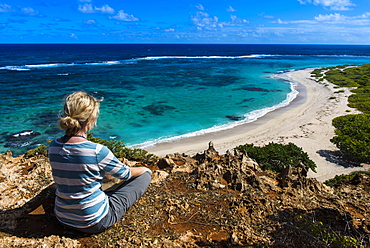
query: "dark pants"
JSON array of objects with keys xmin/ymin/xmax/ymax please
[{"xmin": 74, "ymin": 171, "xmax": 151, "ymax": 234}]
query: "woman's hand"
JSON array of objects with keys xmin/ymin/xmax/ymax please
[{"xmin": 130, "ymin": 166, "xmax": 152, "ymax": 178}]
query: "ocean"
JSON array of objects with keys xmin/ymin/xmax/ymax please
[{"xmin": 1, "ymin": 44, "xmax": 370, "ymax": 155}]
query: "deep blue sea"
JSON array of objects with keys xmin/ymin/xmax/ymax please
[{"xmin": 1, "ymin": 44, "xmax": 370, "ymax": 155}]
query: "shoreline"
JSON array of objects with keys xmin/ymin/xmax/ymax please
[{"xmin": 147, "ymin": 68, "xmax": 369, "ymax": 182}]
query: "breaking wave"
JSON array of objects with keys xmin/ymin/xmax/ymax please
[{"xmin": 2, "ymin": 54, "xmax": 369, "ymax": 72}]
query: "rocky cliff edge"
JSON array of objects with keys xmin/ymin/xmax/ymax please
[{"xmin": 0, "ymin": 142, "xmax": 369, "ymax": 247}]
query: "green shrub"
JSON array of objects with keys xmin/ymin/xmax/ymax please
[
  {"xmin": 331, "ymin": 114, "xmax": 370, "ymax": 162},
  {"xmin": 348, "ymin": 94, "xmax": 370, "ymax": 114},
  {"xmin": 321, "ymin": 64, "xmax": 370, "ymax": 114},
  {"xmin": 295, "ymin": 215, "xmax": 361, "ymax": 247},
  {"xmin": 352, "ymin": 85, "xmax": 370, "ymax": 94},
  {"xmin": 311, "ymin": 69, "xmax": 324, "ymax": 78},
  {"xmin": 324, "ymin": 70, "xmax": 360, "ymax": 87},
  {"xmin": 25, "ymin": 144, "xmax": 48, "ymax": 157},
  {"xmin": 334, "ymin": 90, "xmax": 345, "ymax": 93},
  {"xmin": 323, "ymin": 67, "xmax": 366, "ymax": 87},
  {"xmin": 324, "ymin": 170, "xmax": 370, "ymax": 187},
  {"xmin": 318, "ymin": 65, "xmax": 370, "ymax": 162},
  {"xmin": 87, "ymin": 133, "xmax": 158, "ymax": 164},
  {"xmin": 235, "ymin": 142, "xmax": 316, "ymax": 173}
]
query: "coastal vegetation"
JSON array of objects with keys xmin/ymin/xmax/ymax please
[
  {"xmin": 331, "ymin": 114, "xmax": 370, "ymax": 162},
  {"xmin": 325, "ymin": 170, "xmax": 370, "ymax": 187},
  {"xmin": 311, "ymin": 64, "xmax": 370, "ymax": 114},
  {"xmin": 25, "ymin": 144, "xmax": 48, "ymax": 157},
  {"xmin": 312, "ymin": 64, "xmax": 370, "ymax": 163},
  {"xmin": 235, "ymin": 142, "xmax": 316, "ymax": 173}
]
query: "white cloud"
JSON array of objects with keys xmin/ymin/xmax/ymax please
[
  {"xmin": 274, "ymin": 18, "xmax": 316, "ymax": 24},
  {"xmin": 0, "ymin": 4, "xmax": 11, "ymax": 12},
  {"xmin": 21, "ymin": 7, "xmax": 38, "ymax": 15},
  {"xmin": 84, "ymin": 19, "xmax": 96, "ymax": 24},
  {"xmin": 196, "ymin": 4, "xmax": 205, "ymax": 11},
  {"xmin": 298, "ymin": 0, "xmax": 355, "ymax": 11},
  {"xmin": 79, "ymin": 0, "xmax": 92, "ymax": 2},
  {"xmin": 230, "ymin": 15, "xmax": 249, "ymax": 24},
  {"xmin": 260, "ymin": 13, "xmax": 275, "ymax": 19},
  {"xmin": 110, "ymin": 10, "xmax": 139, "ymax": 21},
  {"xmin": 78, "ymin": 4, "xmax": 95, "ymax": 13},
  {"xmin": 95, "ymin": 5, "xmax": 114, "ymax": 14},
  {"xmin": 275, "ymin": 12, "xmax": 370, "ymax": 25},
  {"xmin": 314, "ymin": 12, "xmax": 370, "ymax": 25},
  {"xmin": 314, "ymin": 13, "xmax": 345, "ymax": 22},
  {"xmin": 192, "ymin": 12, "xmax": 221, "ymax": 30},
  {"xmin": 192, "ymin": 11, "xmax": 249, "ymax": 31},
  {"xmin": 357, "ymin": 12, "xmax": 370, "ymax": 19},
  {"xmin": 164, "ymin": 28, "xmax": 175, "ymax": 32},
  {"xmin": 79, "ymin": 4, "xmax": 115, "ymax": 14},
  {"xmin": 227, "ymin": 6, "xmax": 236, "ymax": 12},
  {"xmin": 70, "ymin": 33, "xmax": 78, "ymax": 39}
]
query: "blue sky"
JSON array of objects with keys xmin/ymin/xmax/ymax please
[{"xmin": 1, "ymin": 0, "xmax": 370, "ymax": 44}]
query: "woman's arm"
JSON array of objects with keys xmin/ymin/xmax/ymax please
[{"xmin": 130, "ymin": 166, "xmax": 152, "ymax": 178}]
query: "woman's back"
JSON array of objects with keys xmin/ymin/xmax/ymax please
[{"xmin": 49, "ymin": 139, "xmax": 131, "ymax": 228}]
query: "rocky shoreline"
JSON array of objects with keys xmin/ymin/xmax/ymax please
[{"xmin": 0, "ymin": 143, "xmax": 369, "ymax": 247}]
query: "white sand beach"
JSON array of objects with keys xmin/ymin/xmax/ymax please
[{"xmin": 147, "ymin": 69, "xmax": 370, "ymax": 182}]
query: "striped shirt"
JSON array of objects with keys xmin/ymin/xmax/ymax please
[{"xmin": 48, "ymin": 139, "xmax": 132, "ymax": 228}]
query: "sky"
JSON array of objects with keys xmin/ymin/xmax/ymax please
[{"xmin": 1, "ymin": 0, "xmax": 370, "ymax": 44}]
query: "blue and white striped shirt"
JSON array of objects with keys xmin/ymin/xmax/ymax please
[{"xmin": 48, "ymin": 139, "xmax": 132, "ymax": 228}]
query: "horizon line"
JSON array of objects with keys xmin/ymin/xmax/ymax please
[{"xmin": 1, "ymin": 42, "xmax": 370, "ymax": 46}]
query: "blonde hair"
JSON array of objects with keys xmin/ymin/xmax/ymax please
[{"xmin": 58, "ymin": 91, "xmax": 101, "ymax": 136}]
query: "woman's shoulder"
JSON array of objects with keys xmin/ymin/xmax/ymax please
[
  {"xmin": 49, "ymin": 138, "xmax": 62, "ymax": 147},
  {"xmin": 94, "ymin": 142, "xmax": 111, "ymax": 153},
  {"xmin": 50, "ymin": 138, "xmax": 98, "ymax": 148},
  {"xmin": 49, "ymin": 138, "xmax": 112, "ymax": 154}
]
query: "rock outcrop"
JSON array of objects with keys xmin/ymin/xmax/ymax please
[{"xmin": 0, "ymin": 143, "xmax": 369, "ymax": 247}]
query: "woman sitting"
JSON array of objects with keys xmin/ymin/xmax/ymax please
[{"xmin": 48, "ymin": 91, "xmax": 151, "ymax": 234}]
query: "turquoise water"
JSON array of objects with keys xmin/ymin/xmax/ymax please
[{"xmin": 1, "ymin": 44, "xmax": 370, "ymax": 155}]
